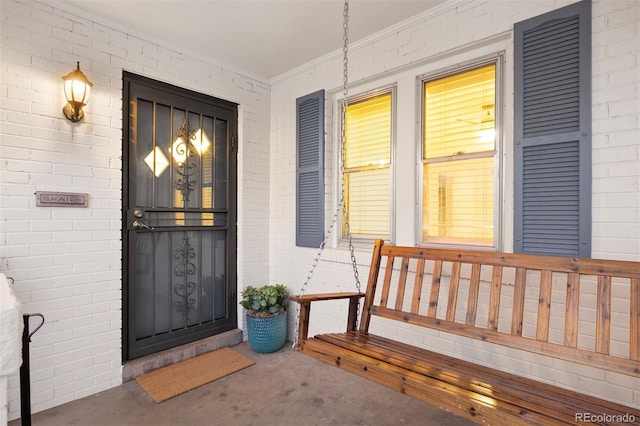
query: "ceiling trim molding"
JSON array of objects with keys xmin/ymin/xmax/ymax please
[
  {"xmin": 270, "ymin": 0, "xmax": 468, "ymax": 85},
  {"xmin": 41, "ymin": 0, "xmax": 271, "ymax": 83}
]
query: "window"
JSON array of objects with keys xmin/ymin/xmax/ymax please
[
  {"xmin": 421, "ymin": 62, "xmax": 498, "ymax": 247},
  {"xmin": 342, "ymin": 90, "xmax": 393, "ymax": 240}
]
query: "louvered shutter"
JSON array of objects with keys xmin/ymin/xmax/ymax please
[
  {"xmin": 296, "ymin": 90, "xmax": 325, "ymax": 248},
  {"xmin": 514, "ymin": 0, "xmax": 591, "ymax": 257}
]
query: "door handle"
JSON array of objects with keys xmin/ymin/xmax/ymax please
[{"xmin": 132, "ymin": 220, "xmax": 154, "ymax": 230}]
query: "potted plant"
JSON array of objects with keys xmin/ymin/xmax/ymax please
[{"xmin": 240, "ymin": 284, "xmax": 288, "ymax": 353}]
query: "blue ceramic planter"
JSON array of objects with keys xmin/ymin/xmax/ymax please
[{"xmin": 245, "ymin": 310, "xmax": 287, "ymax": 353}]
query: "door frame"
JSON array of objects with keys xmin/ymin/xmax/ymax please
[{"xmin": 121, "ymin": 71, "xmax": 239, "ymax": 361}]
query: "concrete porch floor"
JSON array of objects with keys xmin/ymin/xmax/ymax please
[{"xmin": 10, "ymin": 341, "xmax": 475, "ymax": 426}]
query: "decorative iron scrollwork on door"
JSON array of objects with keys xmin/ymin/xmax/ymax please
[
  {"xmin": 174, "ymin": 236, "xmax": 197, "ymax": 321},
  {"xmin": 173, "ymin": 116, "xmax": 198, "ymax": 203}
]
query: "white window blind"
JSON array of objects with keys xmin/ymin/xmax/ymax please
[
  {"xmin": 344, "ymin": 92, "xmax": 392, "ymax": 238},
  {"xmin": 422, "ymin": 64, "xmax": 496, "ymax": 246}
]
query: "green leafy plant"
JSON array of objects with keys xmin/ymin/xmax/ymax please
[{"xmin": 240, "ymin": 284, "xmax": 289, "ymax": 317}]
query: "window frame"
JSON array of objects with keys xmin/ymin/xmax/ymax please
[
  {"xmin": 338, "ymin": 85, "xmax": 397, "ymax": 244},
  {"xmin": 417, "ymin": 54, "xmax": 504, "ymax": 250}
]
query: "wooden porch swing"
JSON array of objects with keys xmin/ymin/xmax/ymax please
[{"xmin": 292, "ymin": 239, "xmax": 640, "ymax": 425}]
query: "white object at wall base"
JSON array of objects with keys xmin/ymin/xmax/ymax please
[
  {"xmin": 0, "ymin": 273, "xmax": 23, "ymax": 426},
  {"xmin": 0, "ymin": 377, "xmax": 7, "ymax": 426}
]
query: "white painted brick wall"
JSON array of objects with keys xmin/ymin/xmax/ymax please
[
  {"xmin": 1, "ymin": 0, "xmax": 638, "ymax": 418},
  {"xmin": 273, "ymin": 0, "xmax": 640, "ymax": 410},
  {"xmin": 1, "ymin": 0, "xmax": 270, "ymax": 420}
]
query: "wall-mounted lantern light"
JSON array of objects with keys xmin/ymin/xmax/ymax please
[{"xmin": 62, "ymin": 62, "xmax": 93, "ymax": 122}]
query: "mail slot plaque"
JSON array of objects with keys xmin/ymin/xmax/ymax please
[{"xmin": 35, "ymin": 191, "xmax": 89, "ymax": 207}]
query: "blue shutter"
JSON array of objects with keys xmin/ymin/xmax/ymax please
[
  {"xmin": 296, "ymin": 90, "xmax": 325, "ymax": 248},
  {"xmin": 514, "ymin": 0, "xmax": 591, "ymax": 257}
]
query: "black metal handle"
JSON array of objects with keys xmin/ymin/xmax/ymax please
[
  {"xmin": 25, "ymin": 313, "xmax": 44, "ymax": 341},
  {"xmin": 21, "ymin": 313, "xmax": 44, "ymax": 426}
]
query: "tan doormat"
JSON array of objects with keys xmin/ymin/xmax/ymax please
[{"xmin": 135, "ymin": 347, "xmax": 255, "ymax": 403}]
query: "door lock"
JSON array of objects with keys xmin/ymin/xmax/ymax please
[{"xmin": 132, "ymin": 220, "xmax": 154, "ymax": 230}]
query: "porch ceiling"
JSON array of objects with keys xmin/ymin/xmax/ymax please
[{"xmin": 52, "ymin": 0, "xmax": 446, "ymax": 80}]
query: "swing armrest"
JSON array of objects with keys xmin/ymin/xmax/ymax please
[
  {"xmin": 290, "ymin": 292, "xmax": 364, "ymax": 303},
  {"xmin": 291, "ymin": 292, "xmax": 365, "ymax": 345}
]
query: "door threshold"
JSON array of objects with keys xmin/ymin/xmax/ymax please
[{"xmin": 123, "ymin": 329, "xmax": 243, "ymax": 382}]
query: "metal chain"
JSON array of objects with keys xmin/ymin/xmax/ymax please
[
  {"xmin": 340, "ymin": 0, "xmax": 362, "ymax": 306},
  {"xmin": 342, "ymin": 0, "xmax": 349, "ymax": 100},
  {"xmin": 293, "ymin": 0, "xmax": 361, "ymax": 350}
]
